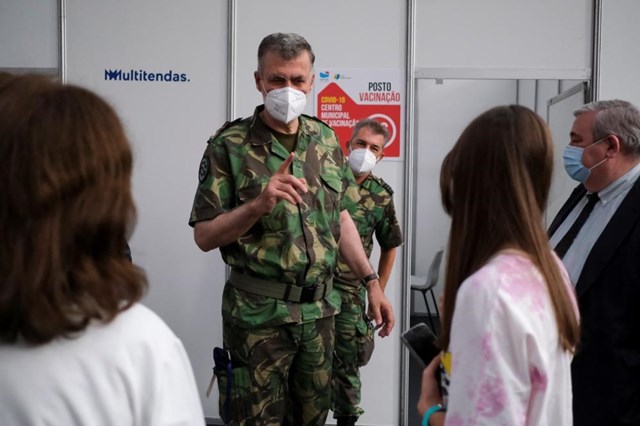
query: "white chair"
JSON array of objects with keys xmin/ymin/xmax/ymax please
[{"xmin": 410, "ymin": 248, "xmax": 444, "ymax": 333}]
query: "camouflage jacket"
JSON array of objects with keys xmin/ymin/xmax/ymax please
[
  {"xmin": 189, "ymin": 105, "xmax": 360, "ymax": 327},
  {"xmin": 334, "ymin": 173, "xmax": 403, "ymax": 287}
]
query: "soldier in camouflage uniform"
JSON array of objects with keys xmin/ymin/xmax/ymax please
[
  {"xmin": 331, "ymin": 119, "xmax": 403, "ymax": 426},
  {"xmin": 188, "ymin": 33, "xmax": 395, "ymax": 426}
]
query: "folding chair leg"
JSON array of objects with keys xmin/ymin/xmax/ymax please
[
  {"xmin": 429, "ymin": 289, "xmax": 440, "ymax": 333},
  {"xmin": 422, "ymin": 292, "xmax": 437, "ymax": 332}
]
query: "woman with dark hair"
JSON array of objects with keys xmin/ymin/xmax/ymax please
[
  {"xmin": 417, "ymin": 105, "xmax": 580, "ymax": 425},
  {"xmin": 0, "ymin": 74, "xmax": 204, "ymax": 425}
]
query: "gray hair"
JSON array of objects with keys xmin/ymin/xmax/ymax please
[
  {"xmin": 574, "ymin": 99, "xmax": 640, "ymax": 154},
  {"xmin": 350, "ymin": 118, "xmax": 390, "ymax": 146},
  {"xmin": 257, "ymin": 33, "xmax": 315, "ymax": 75}
]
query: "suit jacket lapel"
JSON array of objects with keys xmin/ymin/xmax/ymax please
[
  {"xmin": 548, "ymin": 185, "xmax": 586, "ymax": 238},
  {"xmin": 576, "ymin": 177, "xmax": 640, "ymax": 297}
]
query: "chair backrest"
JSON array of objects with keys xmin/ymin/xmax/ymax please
[{"xmin": 425, "ymin": 248, "xmax": 444, "ymax": 290}]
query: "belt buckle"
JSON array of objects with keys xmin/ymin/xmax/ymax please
[{"xmin": 299, "ymin": 285, "xmax": 319, "ymax": 303}]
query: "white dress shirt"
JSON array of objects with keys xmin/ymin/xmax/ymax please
[{"xmin": 549, "ymin": 162, "xmax": 640, "ymax": 285}]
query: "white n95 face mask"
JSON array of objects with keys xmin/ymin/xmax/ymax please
[
  {"xmin": 348, "ymin": 148, "xmax": 377, "ymax": 175},
  {"xmin": 264, "ymin": 87, "xmax": 307, "ymax": 124}
]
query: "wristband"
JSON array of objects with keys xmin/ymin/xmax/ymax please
[
  {"xmin": 362, "ymin": 273, "xmax": 379, "ymax": 286},
  {"xmin": 422, "ymin": 403, "xmax": 445, "ymax": 426}
]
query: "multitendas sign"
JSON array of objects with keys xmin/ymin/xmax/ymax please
[{"xmin": 104, "ymin": 68, "xmax": 190, "ymax": 82}]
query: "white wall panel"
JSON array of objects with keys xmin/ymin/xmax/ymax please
[
  {"xmin": 0, "ymin": 0, "xmax": 58, "ymax": 69},
  {"xmin": 598, "ymin": 0, "xmax": 640, "ymax": 106},
  {"xmin": 416, "ymin": 0, "xmax": 591, "ymax": 75},
  {"xmin": 64, "ymin": 0, "xmax": 228, "ymax": 419}
]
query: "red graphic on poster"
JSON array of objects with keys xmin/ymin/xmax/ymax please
[{"xmin": 316, "ymin": 83, "xmax": 401, "ymax": 157}]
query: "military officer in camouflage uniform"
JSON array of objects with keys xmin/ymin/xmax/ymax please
[
  {"xmin": 189, "ymin": 33, "xmax": 394, "ymax": 426},
  {"xmin": 331, "ymin": 119, "xmax": 403, "ymax": 426}
]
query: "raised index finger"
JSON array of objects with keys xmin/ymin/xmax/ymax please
[{"xmin": 276, "ymin": 152, "xmax": 295, "ymax": 175}]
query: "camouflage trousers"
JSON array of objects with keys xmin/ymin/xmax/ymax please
[
  {"xmin": 216, "ymin": 316, "xmax": 335, "ymax": 425},
  {"xmin": 331, "ymin": 284, "xmax": 375, "ymax": 418}
]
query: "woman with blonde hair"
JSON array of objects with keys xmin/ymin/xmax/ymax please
[
  {"xmin": 0, "ymin": 74, "xmax": 204, "ymax": 425},
  {"xmin": 418, "ymin": 105, "xmax": 580, "ymax": 425}
]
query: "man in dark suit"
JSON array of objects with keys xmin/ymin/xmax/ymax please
[{"xmin": 548, "ymin": 100, "xmax": 640, "ymax": 426}]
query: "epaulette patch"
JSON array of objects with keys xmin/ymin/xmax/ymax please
[
  {"xmin": 209, "ymin": 117, "xmax": 243, "ymax": 141},
  {"xmin": 372, "ymin": 175, "xmax": 394, "ymax": 195},
  {"xmin": 302, "ymin": 113, "xmax": 330, "ymax": 127}
]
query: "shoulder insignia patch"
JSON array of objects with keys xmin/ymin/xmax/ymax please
[
  {"xmin": 372, "ymin": 174, "xmax": 394, "ymax": 195},
  {"xmin": 198, "ymin": 157, "xmax": 209, "ymax": 183}
]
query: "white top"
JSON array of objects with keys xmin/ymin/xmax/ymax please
[
  {"xmin": 444, "ymin": 252, "xmax": 576, "ymax": 426},
  {"xmin": 0, "ymin": 304, "xmax": 205, "ymax": 426}
]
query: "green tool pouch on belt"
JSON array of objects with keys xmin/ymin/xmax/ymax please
[{"xmin": 356, "ymin": 319, "xmax": 375, "ymax": 366}]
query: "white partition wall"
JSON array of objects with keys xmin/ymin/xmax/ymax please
[
  {"xmin": 64, "ymin": 1, "xmax": 228, "ymax": 420},
  {"xmin": 598, "ymin": 0, "xmax": 640, "ymax": 106},
  {"xmin": 0, "ymin": 0, "xmax": 58, "ymax": 72},
  {"xmin": 415, "ymin": 0, "xmax": 592, "ymax": 72}
]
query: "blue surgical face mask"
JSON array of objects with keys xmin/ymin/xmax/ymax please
[{"xmin": 563, "ymin": 138, "xmax": 608, "ymax": 183}]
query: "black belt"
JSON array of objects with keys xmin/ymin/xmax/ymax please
[{"xmin": 228, "ymin": 269, "xmax": 332, "ymax": 303}]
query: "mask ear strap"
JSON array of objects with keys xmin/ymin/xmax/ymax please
[
  {"xmin": 589, "ymin": 157, "xmax": 608, "ymax": 171},
  {"xmin": 259, "ymin": 81, "xmax": 269, "ymax": 97}
]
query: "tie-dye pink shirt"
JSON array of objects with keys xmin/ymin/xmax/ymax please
[{"xmin": 444, "ymin": 251, "xmax": 577, "ymax": 426}]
